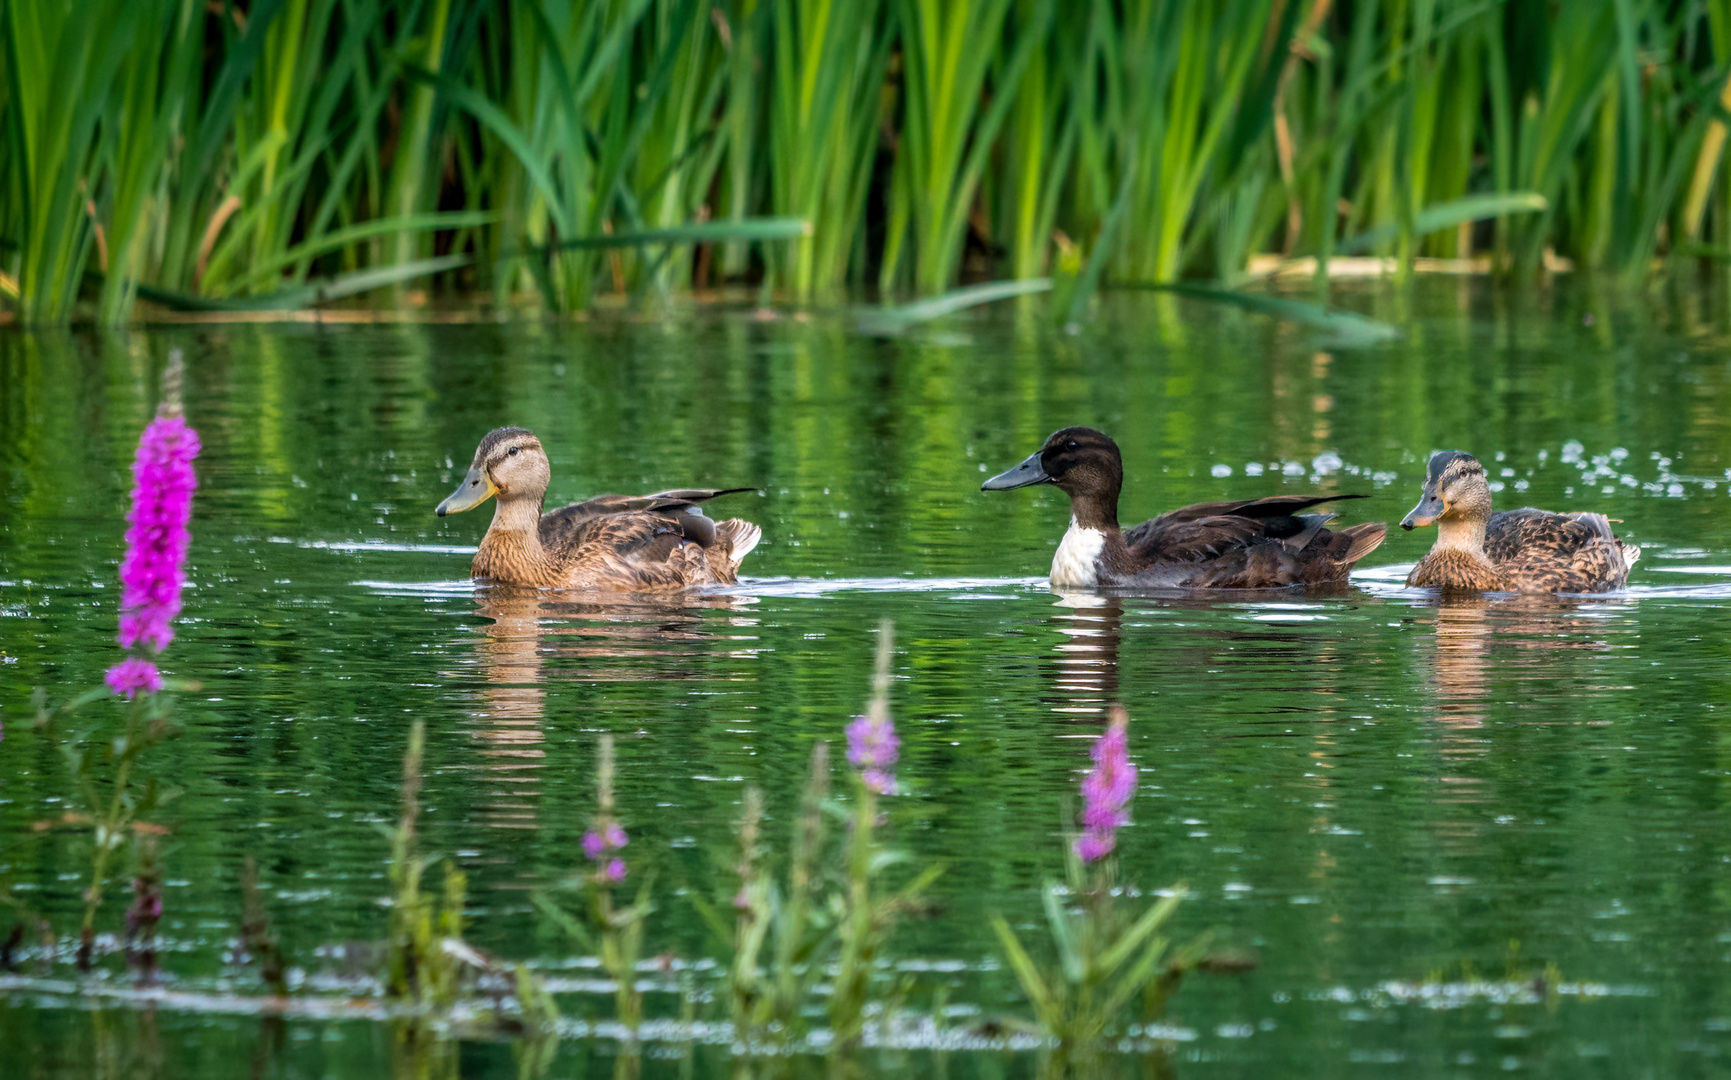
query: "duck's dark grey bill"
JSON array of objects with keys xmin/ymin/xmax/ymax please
[
  {"xmin": 981, "ymin": 450, "xmax": 1052, "ymax": 491},
  {"xmin": 1400, "ymin": 488, "xmax": 1444, "ymax": 530},
  {"xmin": 436, "ymin": 465, "xmax": 496, "ymax": 516}
]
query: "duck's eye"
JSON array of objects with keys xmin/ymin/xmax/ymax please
[
  {"xmin": 508, "ymin": 446, "xmax": 520, "ymax": 457},
  {"xmin": 1064, "ymin": 440, "xmax": 1079, "ymax": 451}
]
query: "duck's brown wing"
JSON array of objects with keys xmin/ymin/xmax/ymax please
[
  {"xmin": 1118, "ymin": 495, "xmax": 1382, "ymax": 588},
  {"xmin": 539, "ymin": 488, "xmax": 754, "ymax": 550},
  {"xmin": 1123, "ymin": 494, "xmax": 1368, "ymax": 563},
  {"xmin": 546, "ymin": 512, "xmax": 722, "ymax": 590},
  {"xmin": 1487, "ymin": 508, "xmax": 1635, "ymax": 591}
]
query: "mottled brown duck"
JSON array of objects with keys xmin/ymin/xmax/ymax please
[
  {"xmin": 981, "ymin": 426, "xmax": 1387, "ymax": 589},
  {"xmin": 1400, "ymin": 450, "xmax": 1639, "ymax": 593},
  {"xmin": 435, "ymin": 427, "xmax": 760, "ymax": 590}
]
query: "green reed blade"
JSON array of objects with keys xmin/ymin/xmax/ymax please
[
  {"xmin": 237, "ymin": 212, "xmax": 497, "ymax": 292},
  {"xmin": 134, "ymin": 254, "xmax": 473, "ymax": 311},
  {"xmin": 1149, "ymin": 282, "xmax": 1400, "ymax": 344},
  {"xmin": 857, "ymin": 278, "xmax": 1052, "ymax": 335},
  {"xmin": 537, "ymin": 217, "xmax": 810, "ymax": 253},
  {"xmin": 1340, "ymin": 192, "xmax": 1548, "ymax": 254}
]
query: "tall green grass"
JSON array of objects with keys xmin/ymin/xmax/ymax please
[{"xmin": 6, "ymin": 0, "xmax": 1731, "ymax": 324}]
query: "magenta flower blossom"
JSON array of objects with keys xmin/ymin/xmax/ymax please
[
  {"xmin": 1074, "ymin": 707, "xmax": 1137, "ymax": 864},
  {"xmin": 583, "ymin": 820, "xmax": 629, "ymax": 882},
  {"xmin": 845, "ymin": 712, "xmax": 899, "ymax": 794},
  {"xmin": 105, "ymin": 658, "xmax": 163, "ymax": 699},
  {"xmin": 106, "ymin": 413, "xmax": 199, "ymax": 699},
  {"xmin": 115, "ymin": 416, "xmax": 200, "ymax": 654}
]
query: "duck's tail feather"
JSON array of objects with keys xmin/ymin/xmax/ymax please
[
  {"xmin": 716, "ymin": 519, "xmax": 762, "ymax": 567},
  {"xmin": 1281, "ymin": 513, "xmax": 1335, "ymax": 554},
  {"xmin": 1336, "ymin": 521, "xmax": 1388, "ymax": 566}
]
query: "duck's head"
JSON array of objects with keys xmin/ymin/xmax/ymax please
[
  {"xmin": 436, "ymin": 426, "xmax": 551, "ymax": 516},
  {"xmin": 1401, "ymin": 450, "xmax": 1492, "ymax": 530},
  {"xmin": 982, "ymin": 426, "xmax": 1123, "ymax": 501}
]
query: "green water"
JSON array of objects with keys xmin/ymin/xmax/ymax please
[{"xmin": 4, "ymin": 281, "xmax": 1731, "ymax": 1077}]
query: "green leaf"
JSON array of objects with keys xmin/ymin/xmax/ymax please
[
  {"xmin": 539, "ymin": 217, "xmax": 812, "ymax": 253},
  {"xmin": 688, "ymin": 893, "xmax": 734, "ymax": 945},
  {"xmin": 990, "ymin": 914, "xmax": 1061, "ymax": 1028},
  {"xmin": 1150, "ymin": 283, "xmax": 1401, "ymax": 345},
  {"xmin": 1340, "ymin": 191, "xmax": 1548, "ymax": 254},
  {"xmin": 1098, "ymin": 932, "xmax": 1170, "ymax": 1020},
  {"xmin": 1042, "ymin": 885, "xmax": 1085, "ymax": 984},
  {"xmin": 891, "ymin": 862, "xmax": 947, "ymax": 907},
  {"xmin": 237, "ymin": 212, "xmax": 496, "ymax": 292},
  {"xmin": 858, "ymin": 279, "xmax": 1053, "ymax": 335},
  {"xmin": 530, "ymin": 889, "xmax": 596, "ymax": 951},
  {"xmin": 134, "ymin": 255, "xmax": 472, "ymax": 312},
  {"xmin": 1093, "ymin": 890, "xmax": 1184, "ymax": 978}
]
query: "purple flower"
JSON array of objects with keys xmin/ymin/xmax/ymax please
[
  {"xmin": 582, "ymin": 819, "xmax": 629, "ymax": 882},
  {"xmin": 845, "ymin": 712, "xmax": 898, "ymax": 794},
  {"xmin": 116, "ymin": 416, "xmax": 200, "ymax": 655},
  {"xmin": 1074, "ymin": 707, "xmax": 1137, "ymax": 864},
  {"xmin": 106, "ymin": 658, "xmax": 163, "ymax": 699},
  {"xmin": 1075, "ymin": 828, "xmax": 1116, "ymax": 863}
]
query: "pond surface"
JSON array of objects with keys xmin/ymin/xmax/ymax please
[{"xmin": 4, "ymin": 280, "xmax": 1731, "ymax": 1077}]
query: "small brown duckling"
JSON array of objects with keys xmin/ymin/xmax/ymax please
[
  {"xmin": 435, "ymin": 427, "xmax": 760, "ymax": 590},
  {"xmin": 1401, "ymin": 450, "xmax": 1638, "ymax": 593}
]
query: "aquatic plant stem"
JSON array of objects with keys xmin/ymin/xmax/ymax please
[
  {"xmin": 830, "ymin": 781, "xmax": 877, "ymax": 1046},
  {"xmin": 591, "ymin": 734, "xmax": 643, "ymax": 1031},
  {"xmin": 773, "ymin": 739, "xmax": 828, "ymax": 1028},
  {"xmin": 73, "ymin": 695, "xmax": 147, "ymax": 967}
]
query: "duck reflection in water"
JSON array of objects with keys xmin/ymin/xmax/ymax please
[
  {"xmin": 1414, "ymin": 591, "xmax": 1638, "ymax": 845},
  {"xmin": 464, "ymin": 583, "xmax": 759, "ymax": 834},
  {"xmin": 1042, "ymin": 588, "xmax": 1360, "ymax": 725},
  {"xmin": 1046, "ymin": 592, "xmax": 1125, "ymax": 718}
]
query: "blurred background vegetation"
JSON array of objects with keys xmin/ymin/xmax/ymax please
[{"xmin": 7, "ymin": 0, "xmax": 1731, "ymax": 325}]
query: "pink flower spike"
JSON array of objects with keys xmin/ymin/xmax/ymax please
[
  {"xmin": 106, "ymin": 658, "xmax": 163, "ymax": 699},
  {"xmin": 844, "ymin": 713, "xmax": 899, "ymax": 771},
  {"xmin": 604, "ymin": 821, "xmax": 628, "ymax": 850},
  {"xmin": 845, "ymin": 712, "xmax": 899, "ymax": 795},
  {"xmin": 1074, "ymin": 828, "xmax": 1116, "ymax": 864},
  {"xmin": 581, "ymin": 829, "xmax": 605, "ymax": 862},
  {"xmin": 116, "ymin": 416, "xmax": 200, "ymax": 655},
  {"xmin": 603, "ymin": 859, "xmax": 627, "ymax": 883},
  {"xmin": 1075, "ymin": 706, "xmax": 1136, "ymax": 864}
]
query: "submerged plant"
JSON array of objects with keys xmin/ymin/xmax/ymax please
[
  {"xmin": 991, "ymin": 705, "xmax": 1208, "ymax": 1050},
  {"xmin": 535, "ymin": 734, "xmax": 652, "ymax": 1033},
  {"xmin": 238, "ymin": 854, "xmax": 287, "ymax": 996}
]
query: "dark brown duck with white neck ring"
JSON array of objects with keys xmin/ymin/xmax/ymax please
[
  {"xmin": 982, "ymin": 427, "xmax": 1387, "ymax": 589},
  {"xmin": 1401, "ymin": 450, "xmax": 1639, "ymax": 593},
  {"xmin": 435, "ymin": 426, "xmax": 760, "ymax": 590}
]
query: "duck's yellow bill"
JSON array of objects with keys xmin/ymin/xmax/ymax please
[{"xmin": 436, "ymin": 466, "xmax": 498, "ymax": 516}]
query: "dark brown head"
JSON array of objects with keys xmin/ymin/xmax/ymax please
[
  {"xmin": 436, "ymin": 426, "xmax": 552, "ymax": 516},
  {"xmin": 982, "ymin": 427, "xmax": 1124, "ymax": 522},
  {"xmin": 1400, "ymin": 450, "xmax": 1493, "ymax": 530}
]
